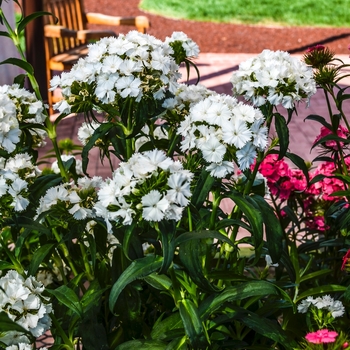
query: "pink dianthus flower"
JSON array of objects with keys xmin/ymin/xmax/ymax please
[{"xmin": 305, "ymin": 329, "xmax": 338, "ymax": 344}]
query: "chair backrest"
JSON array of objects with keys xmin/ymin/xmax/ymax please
[{"xmin": 42, "ymin": 0, "xmax": 87, "ymax": 55}]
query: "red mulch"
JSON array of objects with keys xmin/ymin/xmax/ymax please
[{"xmin": 84, "ymin": 0, "xmax": 350, "ymax": 54}]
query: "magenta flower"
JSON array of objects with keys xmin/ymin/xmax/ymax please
[
  {"xmin": 342, "ymin": 249, "xmax": 350, "ymax": 271},
  {"xmin": 305, "ymin": 329, "xmax": 338, "ymax": 344}
]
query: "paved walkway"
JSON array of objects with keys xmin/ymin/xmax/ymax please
[{"xmin": 45, "ymin": 53, "xmax": 350, "ymax": 179}]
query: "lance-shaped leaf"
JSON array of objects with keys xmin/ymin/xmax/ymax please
[
  {"xmin": 109, "ymin": 255, "xmax": 163, "ymax": 313},
  {"xmin": 179, "ymin": 237, "xmax": 222, "ymax": 293},
  {"xmin": 0, "ymin": 58, "xmax": 33, "ymax": 75},
  {"xmin": 215, "ymin": 306, "xmax": 298, "ymax": 349},
  {"xmin": 17, "ymin": 11, "xmax": 55, "ymax": 34},
  {"xmin": 47, "ymin": 285, "xmax": 83, "ymax": 317},
  {"xmin": 179, "ymin": 299, "xmax": 208, "ymax": 349},
  {"xmin": 158, "ymin": 220, "xmax": 176, "ymax": 274},
  {"xmin": 304, "ymin": 114, "xmax": 332, "ymax": 129},
  {"xmin": 199, "ymin": 280, "xmax": 284, "ymax": 320},
  {"xmin": 28, "ymin": 243, "xmax": 56, "ymax": 276},
  {"xmin": 191, "ymin": 169, "xmax": 215, "ymax": 209},
  {"xmin": 226, "ymin": 191, "xmax": 263, "ymax": 250},
  {"xmin": 81, "ymin": 122, "xmax": 115, "ymax": 175},
  {"xmin": 251, "ymin": 195, "xmax": 283, "ymax": 263},
  {"xmin": 274, "ymin": 112, "xmax": 289, "ymax": 159}
]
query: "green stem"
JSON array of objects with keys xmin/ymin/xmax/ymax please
[
  {"xmin": 48, "ymin": 218, "xmax": 79, "ymax": 277},
  {"xmin": 125, "ymin": 98, "xmax": 134, "ymax": 160},
  {"xmin": 79, "ymin": 241, "xmax": 94, "ymax": 281},
  {"xmin": 50, "ymin": 312, "xmax": 74, "ymax": 348},
  {"xmin": 209, "ymin": 188, "xmax": 221, "ymax": 230}
]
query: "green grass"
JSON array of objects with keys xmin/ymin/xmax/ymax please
[{"xmin": 139, "ymin": 0, "xmax": 350, "ymax": 27}]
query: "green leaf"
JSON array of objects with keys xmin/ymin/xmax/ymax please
[
  {"xmin": 143, "ymin": 273, "xmax": 172, "ymax": 291},
  {"xmin": 0, "ymin": 311, "xmax": 31, "ymax": 334},
  {"xmin": 17, "ymin": 11, "xmax": 55, "ymax": 33},
  {"xmin": 151, "ymin": 312, "xmax": 183, "ymax": 341},
  {"xmin": 285, "ymin": 152, "xmax": 310, "ymax": 183},
  {"xmin": 229, "ymin": 306, "xmax": 297, "ymax": 349},
  {"xmin": 28, "ymin": 243, "xmax": 56, "ymax": 276},
  {"xmin": 47, "ymin": 285, "xmax": 83, "ymax": 317},
  {"xmin": 191, "ymin": 169, "xmax": 215, "ymax": 209},
  {"xmin": 226, "ymin": 192, "xmax": 263, "ymax": 251},
  {"xmin": 179, "ymin": 299, "xmax": 208, "ymax": 348},
  {"xmin": 296, "ymin": 285, "xmax": 347, "ymax": 302},
  {"xmin": 81, "ymin": 280, "xmax": 108, "ymax": 313},
  {"xmin": 158, "ymin": 220, "xmax": 176, "ymax": 274},
  {"xmin": 251, "ymin": 195, "xmax": 283, "ymax": 263},
  {"xmin": 13, "ymin": 73, "xmax": 26, "ymax": 87},
  {"xmin": 199, "ymin": 280, "xmax": 283, "ymax": 320},
  {"xmin": 175, "ymin": 230, "xmax": 235, "ymax": 249},
  {"xmin": 179, "ymin": 238, "xmax": 222, "ymax": 293},
  {"xmin": 0, "ymin": 58, "xmax": 33, "ymax": 75},
  {"xmin": 116, "ymin": 340, "xmax": 167, "ymax": 350},
  {"xmin": 274, "ymin": 113, "xmax": 289, "ymax": 159},
  {"xmin": 300, "ymin": 269, "xmax": 332, "ymax": 283},
  {"xmin": 304, "ymin": 114, "xmax": 332, "ymax": 129},
  {"xmin": 0, "ymin": 30, "xmax": 11, "ymax": 38},
  {"xmin": 109, "ymin": 255, "xmax": 163, "ymax": 313},
  {"xmin": 0, "ymin": 261, "xmax": 15, "ymax": 271},
  {"xmin": 81, "ymin": 122, "xmax": 115, "ymax": 175},
  {"xmin": 311, "ymin": 133, "xmax": 350, "ymax": 150}
]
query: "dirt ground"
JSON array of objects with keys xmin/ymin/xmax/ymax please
[{"xmin": 84, "ymin": 0, "xmax": 350, "ymax": 54}]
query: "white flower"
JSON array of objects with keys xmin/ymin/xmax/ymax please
[
  {"xmin": 265, "ymin": 254, "xmax": 279, "ymax": 267},
  {"xmin": 77, "ymin": 121, "xmax": 103, "ymax": 145},
  {"xmin": 222, "ymin": 118, "xmax": 252, "ymax": 148},
  {"xmin": 142, "ymin": 190, "xmax": 170, "ymax": 222},
  {"xmin": 206, "ymin": 161, "xmax": 235, "ymax": 178},
  {"xmin": 231, "ymin": 49, "xmax": 317, "ymax": 109},
  {"xmin": 200, "ymin": 137, "xmax": 226, "ymax": 163},
  {"xmin": 167, "ymin": 172, "xmax": 192, "ymax": 206},
  {"xmin": 5, "ymin": 342, "xmax": 32, "ymax": 350},
  {"xmin": 7, "ymin": 177, "xmax": 29, "ymax": 211},
  {"xmin": 236, "ymin": 143, "xmax": 257, "ymax": 170},
  {"xmin": 94, "ymin": 149, "xmax": 192, "ymax": 226},
  {"xmin": 297, "ymin": 297, "xmax": 314, "ymax": 313},
  {"xmin": 297, "ymin": 295, "xmax": 345, "ymax": 318},
  {"xmin": 0, "ymin": 270, "xmax": 52, "ymax": 339}
]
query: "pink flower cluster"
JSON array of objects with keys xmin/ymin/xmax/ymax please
[
  {"xmin": 314, "ymin": 125, "xmax": 350, "ymax": 151},
  {"xmin": 258, "ymin": 150, "xmax": 350, "ymax": 231},
  {"xmin": 305, "ymin": 329, "xmax": 338, "ymax": 344},
  {"xmin": 258, "ymin": 154, "xmax": 307, "ymax": 201}
]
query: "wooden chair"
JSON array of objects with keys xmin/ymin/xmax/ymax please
[{"xmin": 43, "ymin": 0, "xmax": 150, "ymax": 113}]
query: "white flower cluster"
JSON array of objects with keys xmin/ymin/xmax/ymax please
[
  {"xmin": 164, "ymin": 31, "xmax": 200, "ymax": 59},
  {"xmin": 5, "ymin": 344, "xmax": 47, "ymax": 350},
  {"xmin": 177, "ymin": 94, "xmax": 268, "ymax": 177},
  {"xmin": 94, "ymin": 149, "xmax": 193, "ymax": 232},
  {"xmin": 0, "ymin": 84, "xmax": 47, "ymax": 153},
  {"xmin": 230, "ymin": 49, "xmax": 317, "ymax": 108},
  {"xmin": 162, "ymin": 83, "xmax": 215, "ymax": 118},
  {"xmin": 35, "ymin": 176, "xmax": 102, "ymax": 220},
  {"xmin": 51, "ymin": 31, "xmax": 198, "ymax": 114},
  {"xmin": 0, "ymin": 270, "xmax": 52, "ymax": 345},
  {"xmin": 0, "ymin": 153, "xmax": 41, "ymax": 213},
  {"xmin": 297, "ymin": 295, "xmax": 345, "ymax": 318}
]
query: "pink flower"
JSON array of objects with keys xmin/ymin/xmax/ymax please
[
  {"xmin": 305, "ymin": 329, "xmax": 338, "ymax": 344},
  {"xmin": 307, "ymin": 44, "xmax": 325, "ymax": 52},
  {"xmin": 314, "ymin": 125, "xmax": 349, "ymax": 151},
  {"xmin": 342, "ymin": 249, "xmax": 350, "ymax": 271}
]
